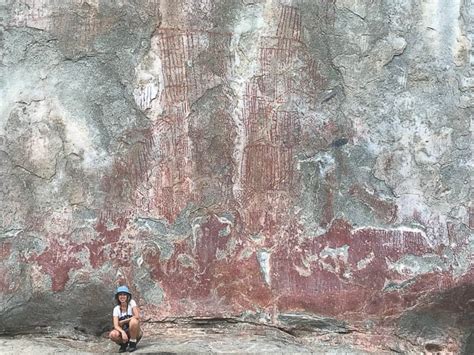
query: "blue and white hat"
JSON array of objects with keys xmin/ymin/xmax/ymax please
[{"xmin": 115, "ymin": 285, "xmax": 132, "ymax": 297}]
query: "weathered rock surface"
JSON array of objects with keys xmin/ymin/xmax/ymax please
[
  {"xmin": 0, "ymin": 322, "xmax": 425, "ymax": 354},
  {"xmin": 0, "ymin": 0, "xmax": 472, "ymax": 352}
]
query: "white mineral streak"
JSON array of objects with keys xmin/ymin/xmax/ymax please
[
  {"xmin": 133, "ymin": 37, "xmax": 164, "ymax": 116},
  {"xmin": 257, "ymin": 249, "xmax": 271, "ymax": 285},
  {"xmin": 351, "ymin": 225, "xmax": 427, "ymax": 235},
  {"xmin": 28, "ymin": 124, "xmax": 51, "ymax": 164},
  {"xmin": 51, "ymin": 100, "xmax": 111, "ymax": 170},
  {"xmin": 45, "ymin": 208, "xmax": 74, "ymax": 234},
  {"xmin": 350, "ymin": 225, "xmax": 435, "ymax": 249},
  {"xmin": 297, "ymin": 152, "xmax": 335, "ymax": 177},
  {"xmin": 238, "ymin": 246, "xmax": 254, "ymax": 260},
  {"xmin": 319, "ymin": 245, "xmax": 349, "ymax": 274},
  {"xmin": 412, "ymin": 126, "xmax": 453, "ymax": 165},
  {"xmin": 133, "ymin": 83, "xmax": 159, "ymax": 111},
  {"xmin": 229, "ymin": 2, "xmax": 268, "ymax": 201},
  {"xmin": 373, "ymin": 147, "xmax": 429, "ymax": 231},
  {"xmin": 216, "ymin": 215, "xmax": 233, "ymax": 226},
  {"xmin": 386, "ymin": 254, "xmax": 446, "ymax": 277},
  {"xmin": 1, "ymin": 69, "xmax": 109, "ymax": 172},
  {"xmin": 216, "ymin": 215, "xmax": 233, "ymax": 237},
  {"xmin": 294, "ymin": 264, "xmax": 312, "ymax": 277},
  {"xmin": 191, "ymin": 217, "xmax": 205, "ymax": 252},
  {"xmin": 30, "ymin": 264, "xmax": 52, "ymax": 292},
  {"xmin": 421, "ymin": 0, "xmax": 462, "ymax": 59},
  {"xmin": 356, "ymin": 252, "xmax": 374, "ymax": 270},
  {"xmin": 374, "ymin": 135, "xmax": 454, "ymax": 246},
  {"xmin": 320, "ymin": 245, "xmax": 349, "ymax": 262},
  {"xmin": 0, "ymin": 73, "xmax": 38, "ymax": 133}
]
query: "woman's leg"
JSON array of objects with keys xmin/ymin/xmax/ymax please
[
  {"xmin": 128, "ymin": 318, "xmax": 141, "ymax": 341},
  {"xmin": 109, "ymin": 330, "xmax": 124, "ymax": 344},
  {"xmin": 128, "ymin": 319, "xmax": 141, "ymax": 352}
]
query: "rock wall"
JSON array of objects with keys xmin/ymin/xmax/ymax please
[{"xmin": 0, "ymin": 0, "xmax": 472, "ymax": 350}]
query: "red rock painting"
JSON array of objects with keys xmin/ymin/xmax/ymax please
[{"xmin": 1, "ymin": 2, "xmax": 471, "ymax": 349}]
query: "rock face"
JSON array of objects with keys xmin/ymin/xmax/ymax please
[{"xmin": 0, "ymin": 0, "xmax": 472, "ymax": 351}]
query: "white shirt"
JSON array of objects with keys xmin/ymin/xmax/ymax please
[{"xmin": 113, "ymin": 299, "xmax": 137, "ymax": 318}]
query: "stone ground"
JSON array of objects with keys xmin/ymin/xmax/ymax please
[{"xmin": 0, "ymin": 323, "xmax": 420, "ymax": 354}]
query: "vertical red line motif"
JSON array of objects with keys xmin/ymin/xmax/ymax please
[
  {"xmin": 241, "ymin": 5, "xmax": 312, "ymax": 235},
  {"xmin": 150, "ymin": 28, "xmax": 233, "ymax": 222}
]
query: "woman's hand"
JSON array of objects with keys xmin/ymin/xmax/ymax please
[{"xmin": 121, "ymin": 330, "xmax": 129, "ymax": 342}]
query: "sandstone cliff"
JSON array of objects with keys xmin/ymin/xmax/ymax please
[{"xmin": 0, "ymin": 0, "xmax": 472, "ymax": 352}]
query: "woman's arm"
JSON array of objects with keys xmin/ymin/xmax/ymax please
[
  {"xmin": 113, "ymin": 316, "xmax": 128, "ymax": 341},
  {"xmin": 132, "ymin": 305, "xmax": 141, "ymax": 321},
  {"xmin": 118, "ymin": 317, "xmax": 132, "ymax": 326}
]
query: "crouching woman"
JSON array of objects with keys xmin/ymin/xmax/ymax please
[{"xmin": 109, "ymin": 286, "xmax": 142, "ymax": 353}]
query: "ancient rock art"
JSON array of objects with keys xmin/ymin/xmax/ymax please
[{"xmin": 0, "ymin": 1, "xmax": 472, "ymax": 351}]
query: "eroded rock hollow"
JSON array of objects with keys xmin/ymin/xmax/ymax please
[{"xmin": 0, "ymin": 0, "xmax": 472, "ymax": 352}]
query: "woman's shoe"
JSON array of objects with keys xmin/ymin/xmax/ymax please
[
  {"xmin": 128, "ymin": 341, "xmax": 137, "ymax": 352},
  {"xmin": 118, "ymin": 342, "xmax": 128, "ymax": 353}
]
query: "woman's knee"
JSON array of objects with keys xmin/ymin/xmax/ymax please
[
  {"xmin": 129, "ymin": 318, "xmax": 140, "ymax": 328},
  {"xmin": 109, "ymin": 330, "xmax": 120, "ymax": 341}
]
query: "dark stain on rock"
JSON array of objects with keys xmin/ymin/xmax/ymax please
[{"xmin": 331, "ymin": 138, "xmax": 348, "ymax": 148}]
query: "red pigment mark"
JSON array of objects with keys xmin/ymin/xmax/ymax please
[
  {"xmin": 0, "ymin": 241, "xmax": 11, "ymax": 260},
  {"xmin": 102, "ymin": 129, "xmax": 154, "ymax": 203},
  {"xmin": 145, "ymin": 214, "xmax": 272, "ymax": 316},
  {"xmin": 241, "ymin": 81, "xmax": 300, "ymax": 195},
  {"xmin": 381, "ymin": 153, "xmax": 396, "ymax": 176},
  {"xmin": 276, "ymin": 5, "xmax": 302, "ymax": 41},
  {"xmin": 157, "ymin": 28, "xmax": 232, "ymax": 105},
  {"xmin": 157, "ymin": 29, "xmax": 190, "ymax": 103},
  {"xmin": 239, "ymin": 5, "xmax": 309, "ymax": 208},
  {"xmin": 243, "ymin": 145, "xmax": 293, "ymax": 192},
  {"xmin": 240, "ymin": 191, "xmax": 295, "ymax": 236},
  {"xmin": 271, "ymin": 219, "xmax": 449, "ymax": 317},
  {"xmin": 243, "ymin": 80, "xmax": 273, "ymax": 135},
  {"xmin": 29, "ymin": 239, "xmax": 83, "ymax": 292},
  {"xmin": 150, "ymin": 115, "xmax": 194, "ymax": 223},
  {"xmin": 259, "ymin": 37, "xmax": 300, "ymax": 75},
  {"xmin": 321, "ymin": 121, "xmax": 340, "ymax": 145},
  {"xmin": 299, "ymin": 120, "xmax": 340, "ymax": 150},
  {"xmin": 349, "ymin": 184, "xmax": 398, "ymax": 223},
  {"xmin": 92, "ymin": 128, "xmax": 155, "ymax": 268},
  {"xmin": 189, "ymin": 109, "xmax": 236, "ymax": 197},
  {"xmin": 0, "ymin": 267, "xmax": 10, "ymax": 293},
  {"xmin": 302, "ymin": 58, "xmax": 328, "ymax": 94},
  {"xmin": 51, "ymin": 9, "xmax": 116, "ymax": 55},
  {"xmin": 109, "ymin": 239, "xmax": 133, "ymax": 267},
  {"xmin": 147, "ymin": 27, "xmax": 233, "ymax": 222},
  {"xmin": 89, "ymin": 212, "xmax": 131, "ymax": 268},
  {"xmin": 239, "ymin": 3, "xmax": 329, "ymax": 236},
  {"xmin": 412, "ymin": 209, "xmax": 430, "ymax": 228}
]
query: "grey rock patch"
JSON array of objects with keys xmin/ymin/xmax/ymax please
[{"xmin": 278, "ymin": 313, "xmax": 349, "ymax": 334}]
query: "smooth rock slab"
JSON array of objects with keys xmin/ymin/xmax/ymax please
[
  {"xmin": 0, "ymin": 334, "xmax": 369, "ymax": 354},
  {"xmin": 0, "ymin": 323, "xmax": 415, "ymax": 354}
]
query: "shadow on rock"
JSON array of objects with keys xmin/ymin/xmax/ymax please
[{"xmin": 397, "ymin": 282, "xmax": 474, "ymax": 354}]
